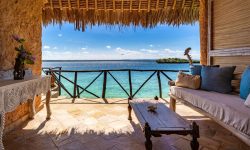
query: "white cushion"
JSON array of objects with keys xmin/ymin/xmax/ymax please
[
  {"xmin": 244, "ymin": 94, "xmax": 250, "ymax": 108},
  {"xmin": 170, "ymin": 86, "xmax": 250, "ymax": 136}
]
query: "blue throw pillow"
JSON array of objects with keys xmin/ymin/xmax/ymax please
[
  {"xmin": 240, "ymin": 66, "xmax": 250, "ymax": 100},
  {"xmin": 190, "ymin": 65, "xmax": 219, "ymax": 76},
  {"xmin": 201, "ymin": 66, "xmax": 236, "ymax": 93},
  {"xmin": 190, "ymin": 65, "xmax": 202, "ymax": 76}
]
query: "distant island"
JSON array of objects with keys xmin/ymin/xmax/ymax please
[{"xmin": 156, "ymin": 58, "xmax": 200, "ymax": 63}]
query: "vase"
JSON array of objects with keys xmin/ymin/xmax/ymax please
[{"xmin": 13, "ymin": 58, "xmax": 25, "ymax": 80}]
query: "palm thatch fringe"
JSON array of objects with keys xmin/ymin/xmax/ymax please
[{"xmin": 42, "ymin": 0, "xmax": 200, "ymax": 31}]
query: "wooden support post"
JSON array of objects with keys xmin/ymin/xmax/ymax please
[
  {"xmin": 170, "ymin": 97, "xmax": 176, "ymax": 112},
  {"xmin": 102, "ymin": 71, "xmax": 107, "ymax": 98},
  {"xmin": 46, "ymin": 90, "xmax": 52, "ymax": 119},
  {"xmin": 73, "ymin": 72, "xmax": 78, "ymax": 99},
  {"xmin": 58, "ymin": 67, "xmax": 62, "ymax": 96},
  {"xmin": 199, "ymin": 0, "xmax": 208, "ymax": 65},
  {"xmin": 77, "ymin": 86, "xmax": 80, "ymax": 98},
  {"xmin": 128, "ymin": 70, "xmax": 133, "ymax": 98},
  {"xmin": 157, "ymin": 71, "xmax": 162, "ymax": 98}
]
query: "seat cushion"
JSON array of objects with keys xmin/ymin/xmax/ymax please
[
  {"xmin": 170, "ymin": 86, "xmax": 250, "ymax": 136},
  {"xmin": 240, "ymin": 66, "xmax": 250, "ymax": 100}
]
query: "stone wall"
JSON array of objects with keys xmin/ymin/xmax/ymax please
[{"xmin": 0, "ymin": 0, "xmax": 44, "ymax": 129}]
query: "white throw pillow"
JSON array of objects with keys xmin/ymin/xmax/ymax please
[{"xmin": 244, "ymin": 94, "xmax": 250, "ymax": 108}]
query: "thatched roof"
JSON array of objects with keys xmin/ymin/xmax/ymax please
[{"xmin": 42, "ymin": 0, "xmax": 200, "ymax": 31}]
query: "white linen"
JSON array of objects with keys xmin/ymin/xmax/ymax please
[
  {"xmin": 170, "ymin": 86, "xmax": 250, "ymax": 136},
  {"xmin": 0, "ymin": 76, "xmax": 51, "ymax": 112}
]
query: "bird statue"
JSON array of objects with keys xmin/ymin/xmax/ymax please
[{"xmin": 184, "ymin": 47, "xmax": 193, "ymax": 65}]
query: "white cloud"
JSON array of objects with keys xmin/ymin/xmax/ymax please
[
  {"xmin": 81, "ymin": 51, "xmax": 89, "ymax": 54},
  {"xmin": 58, "ymin": 34, "xmax": 63, "ymax": 37},
  {"xmin": 81, "ymin": 47, "xmax": 87, "ymax": 50},
  {"xmin": 149, "ymin": 44, "xmax": 154, "ymax": 47},
  {"xmin": 42, "ymin": 48, "xmax": 200, "ymax": 60},
  {"xmin": 115, "ymin": 47, "xmax": 142, "ymax": 56},
  {"xmin": 43, "ymin": 45, "xmax": 50, "ymax": 49},
  {"xmin": 140, "ymin": 49, "xmax": 159, "ymax": 53},
  {"xmin": 53, "ymin": 47, "xmax": 58, "ymax": 50},
  {"xmin": 106, "ymin": 45, "xmax": 111, "ymax": 49}
]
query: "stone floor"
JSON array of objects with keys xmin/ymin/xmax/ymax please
[{"xmin": 3, "ymin": 97, "xmax": 250, "ymax": 150}]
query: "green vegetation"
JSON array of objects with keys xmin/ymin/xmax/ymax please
[{"xmin": 156, "ymin": 58, "xmax": 200, "ymax": 63}]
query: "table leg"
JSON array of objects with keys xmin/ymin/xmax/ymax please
[
  {"xmin": 46, "ymin": 90, "xmax": 52, "ymax": 120},
  {"xmin": 190, "ymin": 122, "xmax": 199, "ymax": 150},
  {"xmin": 144, "ymin": 123, "xmax": 152, "ymax": 150},
  {"xmin": 128, "ymin": 104, "xmax": 132, "ymax": 120},
  {"xmin": 28, "ymin": 99, "xmax": 36, "ymax": 119},
  {"xmin": 170, "ymin": 97, "xmax": 176, "ymax": 112},
  {"xmin": 0, "ymin": 111, "xmax": 5, "ymax": 150}
]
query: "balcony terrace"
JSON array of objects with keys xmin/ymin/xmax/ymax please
[{"xmin": 3, "ymin": 97, "xmax": 249, "ymax": 150}]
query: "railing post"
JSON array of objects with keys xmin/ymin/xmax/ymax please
[
  {"xmin": 73, "ymin": 72, "xmax": 78, "ymax": 99},
  {"xmin": 102, "ymin": 71, "xmax": 107, "ymax": 98},
  {"xmin": 77, "ymin": 86, "xmax": 80, "ymax": 98},
  {"xmin": 157, "ymin": 71, "xmax": 162, "ymax": 98},
  {"xmin": 128, "ymin": 70, "xmax": 133, "ymax": 98},
  {"xmin": 58, "ymin": 67, "xmax": 62, "ymax": 96}
]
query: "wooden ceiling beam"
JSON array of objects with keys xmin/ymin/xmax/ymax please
[
  {"xmin": 86, "ymin": 0, "xmax": 89, "ymax": 10},
  {"xmin": 164, "ymin": 0, "xmax": 168, "ymax": 9},
  {"xmin": 67, "ymin": 0, "xmax": 71, "ymax": 9},
  {"xmin": 104, "ymin": 0, "xmax": 106, "ymax": 11},
  {"xmin": 156, "ymin": 0, "xmax": 159, "ymax": 10},
  {"xmin": 130, "ymin": 0, "xmax": 132, "ymax": 12},
  {"xmin": 77, "ymin": 0, "xmax": 80, "ymax": 9},
  {"xmin": 138, "ymin": 0, "xmax": 141, "ymax": 12},
  {"xmin": 147, "ymin": 0, "xmax": 151, "ymax": 12},
  {"xmin": 50, "ymin": 0, "xmax": 53, "ymax": 10},
  {"xmin": 121, "ymin": 0, "xmax": 124, "ymax": 12},
  {"xmin": 172, "ymin": 0, "xmax": 176, "ymax": 9},
  {"xmin": 59, "ymin": 0, "xmax": 62, "ymax": 10},
  {"xmin": 44, "ymin": 0, "xmax": 200, "ymax": 10},
  {"xmin": 181, "ymin": 0, "xmax": 186, "ymax": 8},
  {"xmin": 191, "ymin": 0, "xmax": 195, "ymax": 9},
  {"xmin": 113, "ymin": 0, "xmax": 116, "ymax": 11},
  {"xmin": 95, "ymin": 0, "xmax": 98, "ymax": 10}
]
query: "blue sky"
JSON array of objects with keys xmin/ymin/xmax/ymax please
[{"xmin": 42, "ymin": 23, "xmax": 200, "ymax": 60}]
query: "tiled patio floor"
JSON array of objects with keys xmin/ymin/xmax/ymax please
[{"xmin": 3, "ymin": 98, "xmax": 250, "ymax": 150}]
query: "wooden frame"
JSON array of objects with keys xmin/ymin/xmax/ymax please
[
  {"xmin": 207, "ymin": 0, "xmax": 213, "ymax": 65},
  {"xmin": 209, "ymin": 47, "xmax": 250, "ymax": 57},
  {"xmin": 169, "ymin": 93, "xmax": 250, "ymax": 146}
]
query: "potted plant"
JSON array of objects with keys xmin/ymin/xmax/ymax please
[{"xmin": 12, "ymin": 35, "xmax": 35, "ymax": 80}]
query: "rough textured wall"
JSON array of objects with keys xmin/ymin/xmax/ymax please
[
  {"xmin": 0, "ymin": 0, "xmax": 43, "ymax": 74},
  {"xmin": 0, "ymin": 0, "xmax": 44, "ymax": 129}
]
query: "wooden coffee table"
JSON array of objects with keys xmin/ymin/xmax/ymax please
[{"xmin": 128, "ymin": 99, "xmax": 199, "ymax": 150}]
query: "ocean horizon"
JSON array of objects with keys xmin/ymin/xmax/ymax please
[{"xmin": 42, "ymin": 60, "xmax": 192, "ymax": 98}]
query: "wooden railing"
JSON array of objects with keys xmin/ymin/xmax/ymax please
[{"xmin": 42, "ymin": 68, "xmax": 189, "ymax": 99}]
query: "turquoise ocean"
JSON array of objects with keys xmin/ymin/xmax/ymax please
[{"xmin": 42, "ymin": 60, "xmax": 191, "ymax": 98}]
